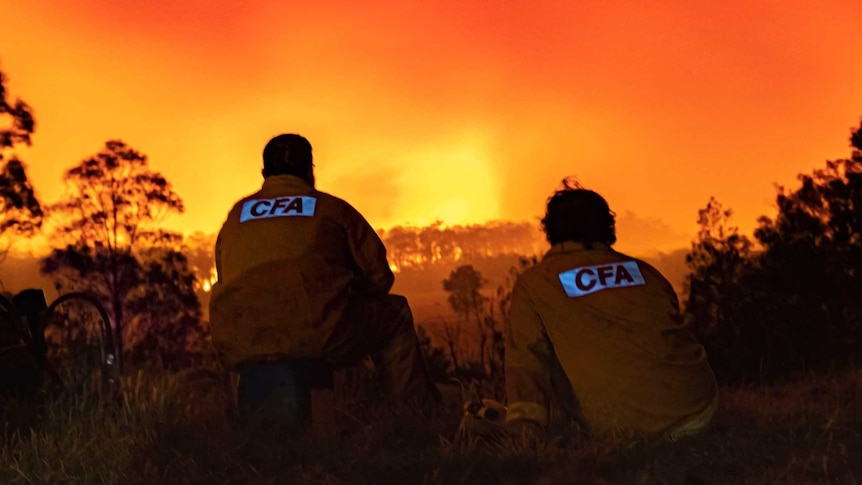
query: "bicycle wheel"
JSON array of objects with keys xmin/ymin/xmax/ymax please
[{"xmin": 43, "ymin": 293, "xmax": 117, "ymax": 392}]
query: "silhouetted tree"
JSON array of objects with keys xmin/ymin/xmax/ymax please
[
  {"xmin": 443, "ymin": 265, "xmax": 486, "ymax": 325},
  {"xmin": 440, "ymin": 320, "xmax": 464, "ymax": 374},
  {"xmin": 751, "ymin": 127, "xmax": 862, "ymax": 376},
  {"xmin": 0, "ymin": 67, "xmax": 42, "ymax": 264},
  {"xmin": 683, "ymin": 198, "xmax": 757, "ymax": 381},
  {"xmin": 123, "ymin": 246, "xmax": 205, "ymax": 367},
  {"xmin": 40, "ymin": 140, "xmax": 198, "ymax": 369},
  {"xmin": 0, "ymin": 70, "xmax": 34, "ymax": 150},
  {"xmin": 416, "ymin": 324, "xmax": 452, "ymax": 381},
  {"xmin": 443, "ymin": 265, "xmax": 490, "ymax": 374},
  {"xmin": 685, "ymin": 120, "xmax": 862, "ymax": 383}
]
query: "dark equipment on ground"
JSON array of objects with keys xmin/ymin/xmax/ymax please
[{"xmin": 0, "ymin": 288, "xmax": 117, "ymax": 396}]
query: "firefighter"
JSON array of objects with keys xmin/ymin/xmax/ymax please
[
  {"xmin": 209, "ymin": 134, "xmax": 440, "ymax": 421},
  {"xmin": 505, "ymin": 180, "xmax": 718, "ymax": 440}
]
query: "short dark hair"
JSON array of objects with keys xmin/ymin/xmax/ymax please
[
  {"xmin": 262, "ymin": 134, "xmax": 313, "ymax": 179},
  {"xmin": 540, "ymin": 179, "xmax": 616, "ymax": 246}
]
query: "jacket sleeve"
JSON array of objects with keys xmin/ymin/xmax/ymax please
[
  {"xmin": 505, "ymin": 279, "xmax": 553, "ymax": 428},
  {"xmin": 343, "ymin": 202, "xmax": 394, "ymax": 296}
]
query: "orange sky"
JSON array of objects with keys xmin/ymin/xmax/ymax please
[{"xmin": 2, "ymin": 0, "xmax": 862, "ymax": 256}]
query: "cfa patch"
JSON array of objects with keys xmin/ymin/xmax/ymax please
[
  {"xmin": 239, "ymin": 196, "xmax": 317, "ymax": 222},
  {"xmin": 558, "ymin": 260, "xmax": 645, "ymax": 297}
]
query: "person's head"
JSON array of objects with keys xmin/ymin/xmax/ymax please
[
  {"xmin": 540, "ymin": 178, "xmax": 617, "ymax": 246},
  {"xmin": 262, "ymin": 134, "xmax": 314, "ymax": 184}
]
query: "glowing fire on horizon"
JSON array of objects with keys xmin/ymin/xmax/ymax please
[{"xmin": 199, "ymin": 267, "xmax": 218, "ymax": 293}]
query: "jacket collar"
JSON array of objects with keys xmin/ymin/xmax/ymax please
[
  {"xmin": 544, "ymin": 240, "xmax": 612, "ymax": 259},
  {"xmin": 261, "ymin": 174, "xmax": 313, "ymax": 190}
]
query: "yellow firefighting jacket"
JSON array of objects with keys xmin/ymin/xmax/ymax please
[
  {"xmin": 505, "ymin": 241, "xmax": 718, "ymax": 435},
  {"xmin": 209, "ymin": 174, "xmax": 394, "ymax": 367}
]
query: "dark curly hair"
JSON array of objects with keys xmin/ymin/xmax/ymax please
[{"xmin": 540, "ymin": 178, "xmax": 616, "ymax": 246}]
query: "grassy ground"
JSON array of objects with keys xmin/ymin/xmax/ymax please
[{"xmin": 2, "ymin": 368, "xmax": 861, "ymax": 485}]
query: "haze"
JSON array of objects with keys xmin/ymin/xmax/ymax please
[{"xmin": 2, "ymin": 0, "xmax": 862, "ymax": 256}]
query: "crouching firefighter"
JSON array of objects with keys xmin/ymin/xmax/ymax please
[
  {"xmin": 505, "ymin": 181, "xmax": 719, "ymax": 441},
  {"xmin": 209, "ymin": 134, "xmax": 440, "ymax": 430}
]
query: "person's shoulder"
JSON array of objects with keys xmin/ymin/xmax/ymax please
[
  {"xmin": 314, "ymin": 190, "xmax": 368, "ymax": 218},
  {"xmin": 513, "ymin": 259, "xmax": 547, "ymax": 290},
  {"xmin": 310, "ymin": 189, "xmax": 343, "ymax": 206},
  {"xmin": 603, "ymin": 247, "xmax": 642, "ymax": 264},
  {"xmin": 519, "ymin": 261, "xmax": 544, "ymax": 279},
  {"xmin": 232, "ymin": 184, "xmax": 267, "ymax": 204},
  {"xmin": 610, "ymin": 250, "xmax": 675, "ymax": 289},
  {"xmin": 616, "ymin": 251, "xmax": 661, "ymax": 276},
  {"xmin": 225, "ymin": 190, "xmax": 261, "ymax": 216}
]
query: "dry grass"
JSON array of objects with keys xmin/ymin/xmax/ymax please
[{"xmin": 2, "ymin": 369, "xmax": 860, "ymax": 484}]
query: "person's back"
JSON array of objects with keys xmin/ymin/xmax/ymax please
[
  {"xmin": 210, "ymin": 134, "xmax": 439, "ymax": 422},
  {"xmin": 505, "ymin": 181, "xmax": 718, "ymax": 438},
  {"xmin": 213, "ymin": 176, "xmax": 392, "ymax": 363}
]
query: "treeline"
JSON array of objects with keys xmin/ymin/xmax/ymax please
[
  {"xmin": 684, "ymin": 122, "xmax": 862, "ymax": 384},
  {"xmin": 377, "ymin": 221, "xmax": 546, "ymax": 271}
]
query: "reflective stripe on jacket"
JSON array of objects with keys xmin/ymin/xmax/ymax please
[
  {"xmin": 505, "ymin": 241, "xmax": 718, "ymax": 435},
  {"xmin": 209, "ymin": 175, "xmax": 393, "ymax": 367}
]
